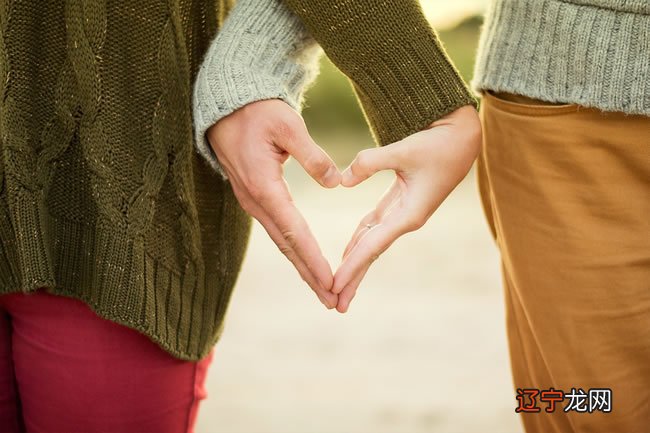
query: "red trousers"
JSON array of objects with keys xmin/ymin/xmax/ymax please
[{"xmin": 0, "ymin": 288, "xmax": 214, "ymax": 433}]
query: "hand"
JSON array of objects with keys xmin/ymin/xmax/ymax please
[
  {"xmin": 333, "ymin": 105, "xmax": 482, "ymax": 313},
  {"xmin": 206, "ymin": 99, "xmax": 341, "ymax": 309}
]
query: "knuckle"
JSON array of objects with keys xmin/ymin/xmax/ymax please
[
  {"xmin": 281, "ymin": 229, "xmax": 299, "ymax": 250},
  {"xmin": 404, "ymin": 214, "xmax": 427, "ymax": 232},
  {"xmin": 247, "ymin": 183, "xmax": 266, "ymax": 202},
  {"xmin": 305, "ymin": 154, "xmax": 331, "ymax": 178},
  {"xmin": 274, "ymin": 122, "xmax": 293, "ymax": 141},
  {"xmin": 354, "ymin": 149, "xmax": 373, "ymax": 170},
  {"xmin": 242, "ymin": 173, "xmax": 271, "ymax": 203},
  {"xmin": 277, "ymin": 243, "xmax": 294, "ymax": 258},
  {"xmin": 274, "ymin": 114, "xmax": 302, "ymax": 139}
]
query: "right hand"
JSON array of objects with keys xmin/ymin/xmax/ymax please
[{"xmin": 206, "ymin": 99, "xmax": 341, "ymax": 309}]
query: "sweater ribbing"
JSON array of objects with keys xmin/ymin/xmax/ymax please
[
  {"xmin": 473, "ymin": 0, "xmax": 650, "ymax": 115},
  {"xmin": 192, "ymin": 0, "xmax": 322, "ymax": 179},
  {"xmin": 281, "ymin": 0, "xmax": 478, "ymax": 147}
]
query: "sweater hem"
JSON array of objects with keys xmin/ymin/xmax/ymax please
[
  {"xmin": 472, "ymin": 0, "xmax": 650, "ymax": 116},
  {"xmin": 0, "ymin": 191, "xmax": 235, "ymax": 362},
  {"xmin": 8, "ymin": 285, "xmax": 222, "ymax": 362}
]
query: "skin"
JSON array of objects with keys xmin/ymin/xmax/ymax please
[
  {"xmin": 207, "ymin": 100, "xmax": 481, "ymax": 313},
  {"xmin": 334, "ymin": 105, "xmax": 482, "ymax": 312},
  {"xmin": 207, "ymin": 99, "xmax": 341, "ymax": 309}
]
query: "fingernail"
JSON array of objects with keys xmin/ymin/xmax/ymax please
[
  {"xmin": 341, "ymin": 168, "xmax": 352, "ymax": 185},
  {"xmin": 318, "ymin": 295, "xmax": 331, "ymax": 309},
  {"xmin": 323, "ymin": 165, "xmax": 340, "ymax": 188},
  {"xmin": 325, "ymin": 296, "xmax": 337, "ymax": 310}
]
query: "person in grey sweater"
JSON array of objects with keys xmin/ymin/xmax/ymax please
[
  {"xmin": 194, "ymin": 1, "xmax": 649, "ymax": 432},
  {"xmin": 472, "ymin": 2, "xmax": 649, "ymax": 433}
]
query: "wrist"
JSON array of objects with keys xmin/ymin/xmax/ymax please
[
  {"xmin": 191, "ymin": 0, "xmax": 323, "ymax": 178},
  {"xmin": 435, "ymin": 105, "xmax": 482, "ymax": 162}
]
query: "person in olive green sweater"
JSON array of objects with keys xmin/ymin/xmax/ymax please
[{"xmin": 0, "ymin": 0, "xmax": 480, "ymax": 430}]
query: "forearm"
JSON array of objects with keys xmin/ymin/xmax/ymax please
[
  {"xmin": 192, "ymin": 0, "xmax": 322, "ymax": 178},
  {"xmin": 281, "ymin": 0, "xmax": 477, "ymax": 146}
]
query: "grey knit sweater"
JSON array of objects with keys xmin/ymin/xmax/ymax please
[
  {"xmin": 192, "ymin": 0, "xmax": 322, "ymax": 179},
  {"xmin": 473, "ymin": 0, "xmax": 650, "ymax": 115}
]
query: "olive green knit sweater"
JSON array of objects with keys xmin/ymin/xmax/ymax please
[{"xmin": 0, "ymin": 0, "xmax": 474, "ymax": 361}]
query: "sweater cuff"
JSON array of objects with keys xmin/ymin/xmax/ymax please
[
  {"xmin": 192, "ymin": 0, "xmax": 322, "ymax": 179},
  {"xmin": 281, "ymin": 0, "xmax": 478, "ymax": 147},
  {"xmin": 351, "ymin": 38, "xmax": 478, "ymax": 146}
]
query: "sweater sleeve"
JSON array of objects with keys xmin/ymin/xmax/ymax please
[
  {"xmin": 192, "ymin": 0, "xmax": 322, "ymax": 179},
  {"xmin": 281, "ymin": 0, "xmax": 478, "ymax": 147}
]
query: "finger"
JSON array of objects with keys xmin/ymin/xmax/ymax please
[
  {"xmin": 230, "ymin": 178, "xmax": 337, "ymax": 308},
  {"xmin": 255, "ymin": 205, "xmax": 338, "ymax": 308},
  {"xmin": 257, "ymin": 207, "xmax": 338, "ymax": 308},
  {"xmin": 335, "ymin": 265, "xmax": 368, "ymax": 313},
  {"xmin": 256, "ymin": 179, "xmax": 335, "ymax": 293},
  {"xmin": 341, "ymin": 146, "xmax": 400, "ymax": 187},
  {"xmin": 333, "ymin": 209, "xmax": 412, "ymax": 294},
  {"xmin": 342, "ymin": 222, "xmax": 372, "ymax": 264},
  {"xmin": 275, "ymin": 117, "xmax": 340, "ymax": 188},
  {"xmin": 341, "ymin": 180, "xmax": 402, "ymax": 261}
]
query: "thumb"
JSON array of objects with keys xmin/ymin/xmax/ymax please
[
  {"xmin": 276, "ymin": 117, "xmax": 340, "ymax": 188},
  {"xmin": 342, "ymin": 146, "xmax": 399, "ymax": 187}
]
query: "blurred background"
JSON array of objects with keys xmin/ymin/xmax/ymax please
[{"xmin": 198, "ymin": 1, "xmax": 523, "ymax": 432}]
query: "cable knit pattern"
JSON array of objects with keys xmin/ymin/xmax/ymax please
[
  {"xmin": 0, "ymin": 0, "xmax": 8, "ymax": 199},
  {"xmin": 0, "ymin": 0, "xmax": 249, "ymax": 361},
  {"xmin": 0, "ymin": 0, "xmax": 476, "ymax": 361},
  {"xmin": 192, "ymin": 0, "xmax": 322, "ymax": 179},
  {"xmin": 473, "ymin": 0, "xmax": 650, "ymax": 115}
]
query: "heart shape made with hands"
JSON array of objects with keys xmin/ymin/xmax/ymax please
[
  {"xmin": 206, "ymin": 100, "xmax": 480, "ymax": 314},
  {"xmin": 282, "ymin": 158, "xmax": 399, "ymax": 313}
]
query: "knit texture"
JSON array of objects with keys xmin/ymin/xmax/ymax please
[
  {"xmin": 0, "ymin": 0, "xmax": 477, "ymax": 361},
  {"xmin": 0, "ymin": 0, "xmax": 252, "ymax": 362},
  {"xmin": 192, "ymin": 0, "xmax": 323, "ymax": 179},
  {"xmin": 282, "ymin": 0, "xmax": 478, "ymax": 147},
  {"xmin": 473, "ymin": 0, "xmax": 650, "ymax": 115}
]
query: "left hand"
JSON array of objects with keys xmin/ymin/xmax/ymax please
[{"xmin": 332, "ymin": 105, "xmax": 482, "ymax": 313}]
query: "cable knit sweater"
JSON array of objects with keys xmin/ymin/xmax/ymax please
[
  {"xmin": 0, "ymin": 0, "xmax": 475, "ymax": 361},
  {"xmin": 473, "ymin": 0, "xmax": 650, "ymax": 115}
]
